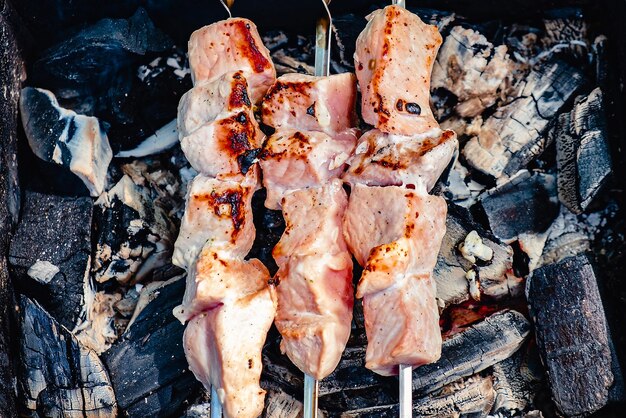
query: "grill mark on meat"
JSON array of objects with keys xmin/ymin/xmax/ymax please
[
  {"xmin": 231, "ymin": 20, "xmax": 272, "ymax": 73},
  {"xmin": 217, "ymin": 111, "xmax": 256, "ymax": 168},
  {"xmin": 229, "ymin": 72, "xmax": 252, "ymax": 108},
  {"xmin": 306, "ymin": 103, "xmax": 316, "ymax": 117},
  {"xmin": 196, "ymin": 188, "xmax": 247, "ymax": 240}
]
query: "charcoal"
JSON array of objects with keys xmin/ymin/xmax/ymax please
[
  {"xmin": 541, "ymin": 9, "xmax": 588, "ymax": 60},
  {"xmin": 262, "ymin": 389, "xmax": 304, "ymax": 418},
  {"xmin": 103, "ymin": 277, "xmax": 201, "ymax": 417},
  {"xmin": 477, "ymin": 171, "xmax": 559, "ymax": 242},
  {"xmin": 491, "ymin": 348, "xmax": 543, "ymax": 414},
  {"xmin": 527, "ymin": 254, "xmax": 613, "ymax": 416},
  {"xmin": 16, "ymin": 295, "xmax": 117, "ymax": 416},
  {"xmin": 116, "ymin": 119, "xmax": 178, "ymax": 158},
  {"xmin": 413, "ymin": 374, "xmax": 495, "ymax": 417},
  {"xmin": 539, "ymin": 207, "xmax": 595, "ymax": 266},
  {"xmin": 434, "ymin": 203, "xmax": 517, "ymax": 308},
  {"xmin": 554, "ymin": 87, "xmax": 612, "ymax": 214},
  {"xmin": 431, "ymin": 25, "xmax": 514, "ymax": 117},
  {"xmin": 9, "ymin": 191, "xmax": 93, "ymax": 331},
  {"xmin": 0, "ymin": 3, "xmax": 23, "ymax": 415},
  {"xmin": 462, "ymin": 60, "xmax": 585, "ymax": 180},
  {"xmin": 93, "ymin": 175, "xmax": 173, "ymax": 284},
  {"xmin": 19, "ymin": 87, "xmax": 113, "ymax": 197},
  {"xmin": 248, "ymin": 189, "xmax": 286, "ymax": 275},
  {"xmin": 413, "ymin": 310, "xmax": 530, "ymax": 396}
]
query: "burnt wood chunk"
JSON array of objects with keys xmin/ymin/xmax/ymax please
[
  {"xmin": 9, "ymin": 191, "xmax": 93, "ymax": 331},
  {"xmin": 462, "ymin": 60, "xmax": 585, "ymax": 179},
  {"xmin": 103, "ymin": 277, "xmax": 201, "ymax": 417},
  {"xmin": 554, "ymin": 88, "xmax": 612, "ymax": 214},
  {"xmin": 434, "ymin": 203, "xmax": 516, "ymax": 307},
  {"xmin": 477, "ymin": 171, "xmax": 559, "ymax": 242},
  {"xmin": 413, "ymin": 310, "xmax": 530, "ymax": 396},
  {"xmin": 16, "ymin": 295, "xmax": 117, "ymax": 416},
  {"xmin": 0, "ymin": 1, "xmax": 23, "ymax": 415},
  {"xmin": 527, "ymin": 254, "xmax": 613, "ymax": 416}
]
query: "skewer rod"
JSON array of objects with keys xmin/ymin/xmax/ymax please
[
  {"xmin": 303, "ymin": 374, "xmax": 319, "ymax": 418},
  {"xmin": 399, "ymin": 364, "xmax": 412, "ymax": 417},
  {"xmin": 210, "ymin": 386, "xmax": 222, "ymax": 418},
  {"xmin": 392, "ymin": 0, "xmax": 406, "ymax": 7}
]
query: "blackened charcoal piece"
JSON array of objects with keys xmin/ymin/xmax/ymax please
[
  {"xmin": 477, "ymin": 171, "xmax": 559, "ymax": 242},
  {"xmin": 16, "ymin": 296, "xmax": 117, "ymax": 416},
  {"xmin": 431, "ymin": 25, "xmax": 514, "ymax": 118},
  {"xmin": 413, "ymin": 310, "xmax": 530, "ymax": 396},
  {"xmin": 435, "ymin": 203, "xmax": 517, "ymax": 308},
  {"xmin": 93, "ymin": 175, "xmax": 173, "ymax": 284},
  {"xmin": 491, "ymin": 348, "xmax": 543, "ymax": 414},
  {"xmin": 103, "ymin": 277, "xmax": 201, "ymax": 417},
  {"xmin": 9, "ymin": 191, "xmax": 93, "ymax": 331},
  {"xmin": 528, "ymin": 255, "xmax": 613, "ymax": 416},
  {"xmin": 542, "ymin": 9, "xmax": 588, "ymax": 59},
  {"xmin": 554, "ymin": 88, "xmax": 611, "ymax": 214},
  {"xmin": 462, "ymin": 60, "xmax": 585, "ymax": 180},
  {"xmin": 19, "ymin": 87, "xmax": 112, "ymax": 197},
  {"xmin": 31, "ymin": 8, "xmax": 172, "ymax": 97},
  {"xmin": 0, "ymin": 3, "xmax": 23, "ymax": 415},
  {"xmin": 248, "ymin": 189, "xmax": 285, "ymax": 275}
]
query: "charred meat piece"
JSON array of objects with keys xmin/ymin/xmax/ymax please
[
  {"xmin": 188, "ymin": 18, "xmax": 276, "ymax": 103},
  {"xmin": 342, "ymin": 128, "xmax": 457, "ymax": 192},
  {"xmin": 261, "ymin": 73, "xmax": 357, "ymax": 134},
  {"xmin": 272, "ymin": 181, "xmax": 354, "ymax": 380},
  {"xmin": 172, "ymin": 170, "xmax": 258, "ymax": 270},
  {"xmin": 354, "ymin": 5, "xmax": 441, "ymax": 135},
  {"xmin": 343, "ymin": 185, "xmax": 446, "ymax": 375},
  {"xmin": 259, "ymin": 129, "xmax": 357, "ymax": 210},
  {"xmin": 183, "ymin": 284, "xmax": 275, "ymax": 418}
]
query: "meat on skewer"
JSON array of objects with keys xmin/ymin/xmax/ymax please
[
  {"xmin": 259, "ymin": 72, "xmax": 358, "ymax": 381},
  {"xmin": 342, "ymin": 4, "xmax": 458, "ymax": 377},
  {"xmin": 173, "ymin": 17, "xmax": 277, "ymax": 418}
]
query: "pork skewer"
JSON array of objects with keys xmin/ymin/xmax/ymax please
[
  {"xmin": 343, "ymin": 2, "xmax": 458, "ymax": 417},
  {"xmin": 172, "ymin": 10, "xmax": 278, "ymax": 418}
]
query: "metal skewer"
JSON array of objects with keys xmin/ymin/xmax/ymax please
[
  {"xmin": 303, "ymin": 1, "xmax": 332, "ymax": 417},
  {"xmin": 391, "ymin": 0, "xmax": 411, "ymax": 416},
  {"xmin": 210, "ymin": 386, "xmax": 222, "ymax": 418}
]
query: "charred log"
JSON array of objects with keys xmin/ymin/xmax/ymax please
[
  {"xmin": 413, "ymin": 310, "xmax": 530, "ymax": 396},
  {"xmin": 527, "ymin": 254, "xmax": 613, "ymax": 416},
  {"xmin": 16, "ymin": 295, "xmax": 117, "ymax": 416},
  {"xmin": 554, "ymin": 87, "xmax": 612, "ymax": 214},
  {"xmin": 9, "ymin": 191, "xmax": 93, "ymax": 331},
  {"xmin": 462, "ymin": 60, "xmax": 585, "ymax": 180},
  {"xmin": 103, "ymin": 276, "xmax": 201, "ymax": 417}
]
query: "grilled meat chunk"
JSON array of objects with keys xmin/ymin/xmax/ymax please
[
  {"xmin": 259, "ymin": 129, "xmax": 357, "ymax": 210},
  {"xmin": 273, "ymin": 180, "xmax": 354, "ymax": 380},
  {"xmin": 188, "ymin": 18, "xmax": 276, "ymax": 103},
  {"xmin": 343, "ymin": 184, "xmax": 446, "ymax": 375},
  {"xmin": 172, "ymin": 170, "xmax": 258, "ymax": 270},
  {"xmin": 342, "ymin": 128, "xmax": 457, "ymax": 192},
  {"xmin": 354, "ymin": 5, "xmax": 441, "ymax": 135},
  {"xmin": 261, "ymin": 73, "xmax": 357, "ymax": 134}
]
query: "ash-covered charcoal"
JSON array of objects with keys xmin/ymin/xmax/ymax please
[
  {"xmin": 477, "ymin": 171, "xmax": 559, "ymax": 243},
  {"xmin": 103, "ymin": 276, "xmax": 201, "ymax": 417},
  {"xmin": 8, "ymin": 191, "xmax": 93, "ymax": 331},
  {"xmin": 527, "ymin": 254, "xmax": 614, "ymax": 416},
  {"xmin": 93, "ymin": 175, "xmax": 173, "ymax": 284},
  {"xmin": 19, "ymin": 87, "xmax": 113, "ymax": 197},
  {"xmin": 491, "ymin": 348, "xmax": 543, "ymax": 414},
  {"xmin": 413, "ymin": 374, "xmax": 495, "ymax": 417},
  {"xmin": 16, "ymin": 295, "xmax": 117, "ymax": 416},
  {"xmin": 262, "ymin": 389, "xmax": 304, "ymax": 418},
  {"xmin": 30, "ymin": 8, "xmax": 172, "ymax": 103},
  {"xmin": 462, "ymin": 60, "xmax": 585, "ymax": 180},
  {"xmin": 541, "ymin": 8, "xmax": 589, "ymax": 59},
  {"xmin": 434, "ymin": 204, "xmax": 517, "ymax": 308},
  {"xmin": 413, "ymin": 310, "xmax": 531, "ymax": 396},
  {"xmin": 538, "ymin": 207, "xmax": 597, "ymax": 266},
  {"xmin": 431, "ymin": 25, "xmax": 514, "ymax": 118},
  {"xmin": 554, "ymin": 87, "xmax": 612, "ymax": 214}
]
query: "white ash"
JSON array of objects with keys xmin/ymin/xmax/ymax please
[
  {"xmin": 73, "ymin": 290, "xmax": 120, "ymax": 354},
  {"xmin": 26, "ymin": 260, "xmax": 60, "ymax": 284},
  {"xmin": 459, "ymin": 230, "xmax": 494, "ymax": 264},
  {"xmin": 116, "ymin": 119, "xmax": 178, "ymax": 158},
  {"xmin": 442, "ymin": 160, "xmax": 485, "ymax": 208},
  {"xmin": 465, "ymin": 268, "xmax": 481, "ymax": 301}
]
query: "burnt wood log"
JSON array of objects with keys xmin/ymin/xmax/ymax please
[
  {"xmin": 462, "ymin": 60, "xmax": 585, "ymax": 180},
  {"xmin": 16, "ymin": 295, "xmax": 117, "ymax": 416},
  {"xmin": 527, "ymin": 254, "xmax": 614, "ymax": 416},
  {"xmin": 9, "ymin": 191, "xmax": 93, "ymax": 331},
  {"xmin": 553, "ymin": 87, "xmax": 612, "ymax": 214},
  {"xmin": 413, "ymin": 310, "xmax": 530, "ymax": 396},
  {"xmin": 0, "ymin": 1, "xmax": 23, "ymax": 415},
  {"xmin": 103, "ymin": 276, "xmax": 201, "ymax": 417}
]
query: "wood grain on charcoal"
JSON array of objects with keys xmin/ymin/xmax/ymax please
[
  {"xmin": 0, "ymin": 0, "xmax": 24, "ymax": 415},
  {"xmin": 528, "ymin": 254, "xmax": 613, "ymax": 416},
  {"xmin": 16, "ymin": 295, "xmax": 117, "ymax": 416}
]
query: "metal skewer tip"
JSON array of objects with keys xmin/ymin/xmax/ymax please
[
  {"xmin": 210, "ymin": 386, "xmax": 223, "ymax": 418},
  {"xmin": 303, "ymin": 374, "xmax": 319, "ymax": 418},
  {"xmin": 399, "ymin": 364, "xmax": 412, "ymax": 417}
]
